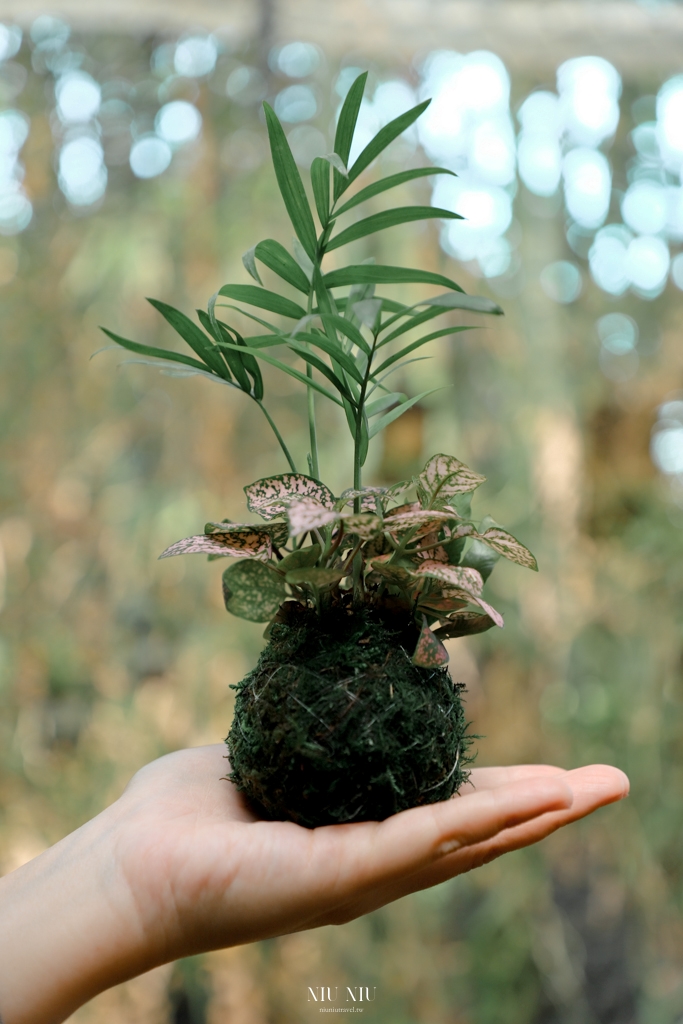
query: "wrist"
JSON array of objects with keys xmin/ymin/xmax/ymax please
[{"xmin": 0, "ymin": 802, "xmax": 155, "ymax": 1024}]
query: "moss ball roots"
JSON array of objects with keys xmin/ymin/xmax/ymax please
[{"xmin": 226, "ymin": 606, "xmax": 474, "ymax": 828}]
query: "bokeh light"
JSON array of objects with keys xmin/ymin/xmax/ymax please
[
  {"xmin": 58, "ymin": 135, "xmax": 107, "ymax": 206},
  {"xmin": 155, "ymin": 100, "xmax": 202, "ymax": 146},
  {"xmin": 0, "ymin": 109, "xmax": 31, "ymax": 233},
  {"xmin": 589, "ymin": 225, "xmax": 631, "ymax": 295},
  {"xmin": 672, "ymin": 251, "xmax": 683, "ymax": 289},
  {"xmin": 274, "ymin": 84, "xmax": 317, "ymax": 124},
  {"xmin": 624, "ymin": 234, "xmax": 670, "ymax": 293},
  {"xmin": 129, "ymin": 134, "xmax": 171, "ymax": 179},
  {"xmin": 597, "ymin": 312, "xmax": 638, "ymax": 354},
  {"xmin": 563, "ymin": 147, "xmax": 611, "ymax": 229},
  {"xmin": 173, "ymin": 35, "xmax": 217, "ymax": 79},
  {"xmin": 225, "ymin": 65, "xmax": 266, "ymax": 106},
  {"xmin": 656, "ymin": 75, "xmax": 683, "ymax": 173},
  {"xmin": 621, "ymin": 180, "xmax": 667, "ymax": 235},
  {"xmin": 539, "ymin": 261, "xmax": 582, "ymax": 303},
  {"xmin": 557, "ymin": 56, "xmax": 621, "ymax": 147},
  {"xmin": 271, "ymin": 41, "xmax": 320, "ymax": 78},
  {"xmin": 517, "ymin": 92, "xmax": 562, "ymax": 196},
  {"xmin": 55, "ymin": 71, "xmax": 101, "ymax": 124},
  {"xmin": 0, "ymin": 24, "xmax": 22, "ymax": 62}
]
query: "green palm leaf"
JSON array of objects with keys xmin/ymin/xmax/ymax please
[
  {"xmin": 263, "ymin": 102, "xmax": 318, "ymax": 260},
  {"xmin": 333, "ymin": 167, "xmax": 456, "ymax": 216},
  {"xmin": 333, "ymin": 71, "xmax": 368, "ymax": 200},
  {"xmin": 326, "ymin": 206, "xmax": 462, "ymax": 252}
]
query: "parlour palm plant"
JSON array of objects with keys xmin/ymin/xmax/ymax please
[{"xmin": 102, "ymin": 72, "xmax": 537, "ymax": 827}]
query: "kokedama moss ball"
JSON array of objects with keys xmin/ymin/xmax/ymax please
[{"xmin": 226, "ymin": 604, "xmax": 473, "ymax": 828}]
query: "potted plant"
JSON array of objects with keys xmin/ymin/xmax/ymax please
[{"xmin": 102, "ymin": 72, "xmax": 537, "ymax": 828}]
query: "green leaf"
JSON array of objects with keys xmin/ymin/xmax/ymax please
[
  {"xmin": 285, "ymin": 566, "xmax": 344, "ymax": 588},
  {"xmin": 323, "ymin": 265, "xmax": 465, "ymax": 294},
  {"xmin": 283, "ymin": 338, "xmax": 359, "ymax": 402},
  {"xmin": 326, "ymin": 206, "xmax": 461, "ymax": 252},
  {"xmin": 368, "ymin": 388, "xmax": 444, "ymax": 439},
  {"xmin": 412, "ymin": 617, "xmax": 450, "ymax": 668},
  {"xmin": 251, "ymin": 239, "xmax": 311, "ymax": 293},
  {"xmin": 334, "ymin": 167, "xmax": 456, "ymax": 216},
  {"xmin": 366, "ymin": 392, "xmax": 407, "ymax": 418},
  {"xmin": 369, "ymin": 560, "xmax": 414, "ymax": 588},
  {"xmin": 421, "ymin": 292, "xmax": 504, "ymax": 315},
  {"xmin": 263, "ymin": 102, "xmax": 318, "ymax": 260},
  {"xmin": 222, "ymin": 559, "xmax": 286, "ymax": 622},
  {"xmin": 317, "ymin": 314, "xmax": 371, "ymax": 357},
  {"xmin": 375, "ymin": 326, "xmax": 473, "ymax": 374},
  {"xmin": 333, "ymin": 71, "xmax": 368, "ymax": 199},
  {"xmin": 357, "ymin": 410, "xmax": 370, "ymax": 467},
  {"xmin": 147, "ymin": 298, "xmax": 229, "ymax": 380},
  {"xmin": 99, "ymin": 328, "xmax": 213, "ymax": 375},
  {"xmin": 217, "ymin": 284, "xmax": 306, "ymax": 320},
  {"xmin": 377, "ymin": 302, "xmax": 452, "ymax": 344},
  {"xmin": 310, "ymin": 156, "xmax": 331, "ymax": 226},
  {"xmin": 460, "ymin": 539, "xmax": 500, "ymax": 583},
  {"xmin": 277, "ymin": 544, "xmax": 321, "ymax": 573},
  {"xmin": 232, "ymin": 332, "xmax": 264, "ymax": 401},
  {"xmin": 288, "ymin": 332, "xmax": 365, "ymax": 386},
  {"xmin": 416, "ymin": 454, "xmax": 487, "ymax": 507},
  {"xmin": 344, "ymin": 100, "xmax": 430, "ymax": 190},
  {"xmin": 241, "ymin": 245, "xmax": 263, "ymax": 284},
  {"xmin": 479, "ymin": 527, "xmax": 538, "ymax": 571},
  {"xmin": 321, "ymin": 152, "xmax": 348, "ymax": 176},
  {"xmin": 196, "ymin": 311, "xmax": 251, "ymax": 392},
  {"xmin": 245, "ymin": 474, "xmax": 336, "ymax": 520},
  {"xmin": 292, "ymin": 238, "xmax": 314, "ymax": 282},
  {"xmin": 214, "ymin": 335, "xmax": 344, "ymax": 406}
]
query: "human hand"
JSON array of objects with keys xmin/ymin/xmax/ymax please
[{"xmin": 0, "ymin": 745, "xmax": 628, "ymax": 1024}]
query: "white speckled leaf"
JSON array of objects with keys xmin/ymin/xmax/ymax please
[
  {"xmin": 245, "ymin": 474, "xmax": 336, "ymax": 520},
  {"xmin": 384, "ymin": 509, "xmax": 455, "ymax": 535},
  {"xmin": 411, "ymin": 561, "xmax": 504, "ymax": 627},
  {"xmin": 412, "ymin": 561, "xmax": 485, "ymax": 597},
  {"xmin": 342, "ymin": 514, "xmax": 384, "ymax": 539},
  {"xmin": 159, "ymin": 528, "xmax": 272, "ymax": 560},
  {"xmin": 416, "ymin": 454, "xmax": 486, "ymax": 506},
  {"xmin": 204, "ymin": 520, "xmax": 290, "ymax": 548},
  {"xmin": 336, "ymin": 487, "xmax": 387, "ymax": 512},
  {"xmin": 479, "ymin": 527, "xmax": 538, "ymax": 571},
  {"xmin": 287, "ymin": 497, "xmax": 339, "ymax": 536}
]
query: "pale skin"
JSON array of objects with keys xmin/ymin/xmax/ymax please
[{"xmin": 0, "ymin": 745, "xmax": 629, "ymax": 1024}]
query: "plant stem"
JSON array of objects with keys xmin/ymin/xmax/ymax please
[
  {"xmin": 352, "ymin": 331, "xmax": 380, "ymax": 513},
  {"xmin": 306, "ymin": 365, "xmax": 319, "ymax": 478},
  {"xmin": 304, "ymin": 286, "xmax": 320, "ymax": 480},
  {"xmin": 255, "ymin": 400, "xmax": 297, "ymax": 473}
]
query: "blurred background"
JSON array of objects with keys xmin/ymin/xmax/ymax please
[{"xmin": 1, "ymin": 0, "xmax": 683, "ymax": 1020}]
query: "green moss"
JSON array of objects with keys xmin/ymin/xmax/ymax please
[{"xmin": 226, "ymin": 605, "xmax": 474, "ymax": 828}]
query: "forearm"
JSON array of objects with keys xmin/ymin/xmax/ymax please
[{"xmin": 0, "ymin": 808, "xmax": 152, "ymax": 1024}]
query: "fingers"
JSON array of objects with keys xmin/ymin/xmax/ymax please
[
  {"xmin": 467, "ymin": 764, "xmax": 567, "ymax": 791},
  {"xmin": 458, "ymin": 763, "xmax": 629, "ymax": 869},
  {"xmin": 304, "ymin": 774, "xmax": 574, "ymax": 910},
  {"xmin": 301, "ymin": 764, "xmax": 628, "ymax": 927}
]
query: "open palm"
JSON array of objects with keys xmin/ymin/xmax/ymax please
[{"xmin": 111, "ymin": 745, "xmax": 628, "ymax": 962}]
